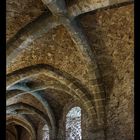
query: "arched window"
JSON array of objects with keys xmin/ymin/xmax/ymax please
[
  {"xmin": 42, "ymin": 124, "xmax": 49, "ymax": 140},
  {"xmin": 66, "ymin": 107, "xmax": 82, "ymax": 140}
]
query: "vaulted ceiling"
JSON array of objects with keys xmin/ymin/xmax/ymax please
[{"xmin": 6, "ymin": 0, "xmax": 133, "ymax": 139}]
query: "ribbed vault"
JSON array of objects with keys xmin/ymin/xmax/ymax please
[{"xmin": 6, "ymin": 0, "xmax": 134, "ymax": 140}]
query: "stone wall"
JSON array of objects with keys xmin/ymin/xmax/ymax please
[
  {"xmin": 20, "ymin": 127, "xmax": 31, "ymax": 140},
  {"xmin": 6, "ymin": 125, "xmax": 17, "ymax": 140},
  {"xmin": 6, "ymin": 0, "xmax": 46, "ymax": 41},
  {"xmin": 6, "ymin": 0, "xmax": 134, "ymax": 140},
  {"xmin": 79, "ymin": 3, "xmax": 134, "ymax": 140},
  {"xmin": 57, "ymin": 99, "xmax": 105, "ymax": 140},
  {"xmin": 6, "ymin": 132, "xmax": 16, "ymax": 140}
]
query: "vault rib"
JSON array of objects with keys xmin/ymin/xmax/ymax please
[{"xmin": 7, "ymin": 114, "xmax": 36, "ymax": 140}]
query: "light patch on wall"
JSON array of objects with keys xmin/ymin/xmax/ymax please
[
  {"xmin": 66, "ymin": 107, "xmax": 81, "ymax": 140},
  {"xmin": 42, "ymin": 124, "xmax": 49, "ymax": 140}
]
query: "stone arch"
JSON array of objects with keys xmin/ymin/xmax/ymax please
[
  {"xmin": 7, "ymin": 102, "xmax": 57, "ymax": 139},
  {"xmin": 7, "ymin": 103, "xmax": 51, "ymax": 127},
  {"xmin": 7, "ymin": 64, "xmax": 106, "ymax": 139},
  {"xmin": 7, "ymin": 83, "xmax": 96, "ymax": 116},
  {"xmin": 7, "ymin": 15, "xmax": 60, "ymax": 67},
  {"xmin": 6, "ymin": 1, "xmax": 134, "ymax": 140},
  {"xmin": 7, "ymin": 115, "xmax": 36, "ymax": 140},
  {"xmin": 6, "ymin": 124, "xmax": 18, "ymax": 140},
  {"xmin": 7, "ymin": 84, "xmax": 56, "ymax": 138},
  {"xmin": 7, "ymin": 64, "xmax": 100, "ymax": 123},
  {"xmin": 7, "ymin": 13, "xmax": 104, "ymax": 123},
  {"xmin": 58, "ymin": 99, "xmax": 100, "ymax": 140}
]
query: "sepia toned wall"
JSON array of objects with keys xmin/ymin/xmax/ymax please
[{"xmin": 79, "ymin": 3, "xmax": 134, "ymax": 140}]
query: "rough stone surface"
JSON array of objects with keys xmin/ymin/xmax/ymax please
[
  {"xmin": 67, "ymin": 0, "xmax": 133, "ymax": 17},
  {"xmin": 6, "ymin": 0, "xmax": 46, "ymax": 41},
  {"xmin": 7, "ymin": 25, "xmax": 88, "ymax": 83},
  {"xmin": 7, "ymin": 93, "xmax": 47, "ymax": 114},
  {"xmin": 6, "ymin": 0, "xmax": 134, "ymax": 140},
  {"xmin": 79, "ymin": 3, "xmax": 134, "ymax": 140}
]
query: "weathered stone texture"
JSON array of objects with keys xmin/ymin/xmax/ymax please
[
  {"xmin": 6, "ymin": 125, "xmax": 17, "ymax": 140},
  {"xmin": 67, "ymin": 0, "xmax": 132, "ymax": 17},
  {"xmin": 20, "ymin": 126, "xmax": 31, "ymax": 140},
  {"xmin": 7, "ymin": 25, "xmax": 89, "ymax": 84},
  {"xmin": 7, "ymin": 93, "xmax": 47, "ymax": 114},
  {"xmin": 6, "ymin": 0, "xmax": 46, "ymax": 41},
  {"xmin": 79, "ymin": 3, "xmax": 134, "ymax": 140},
  {"xmin": 40, "ymin": 89, "xmax": 73, "ymax": 123},
  {"xmin": 6, "ymin": 0, "xmax": 134, "ymax": 139}
]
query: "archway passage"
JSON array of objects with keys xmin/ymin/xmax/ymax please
[
  {"xmin": 6, "ymin": 0, "xmax": 134, "ymax": 140},
  {"xmin": 6, "ymin": 124, "xmax": 31, "ymax": 140}
]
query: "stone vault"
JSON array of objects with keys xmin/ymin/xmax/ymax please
[{"xmin": 6, "ymin": 0, "xmax": 134, "ymax": 140}]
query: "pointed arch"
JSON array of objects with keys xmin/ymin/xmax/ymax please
[{"xmin": 66, "ymin": 106, "xmax": 82, "ymax": 140}]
